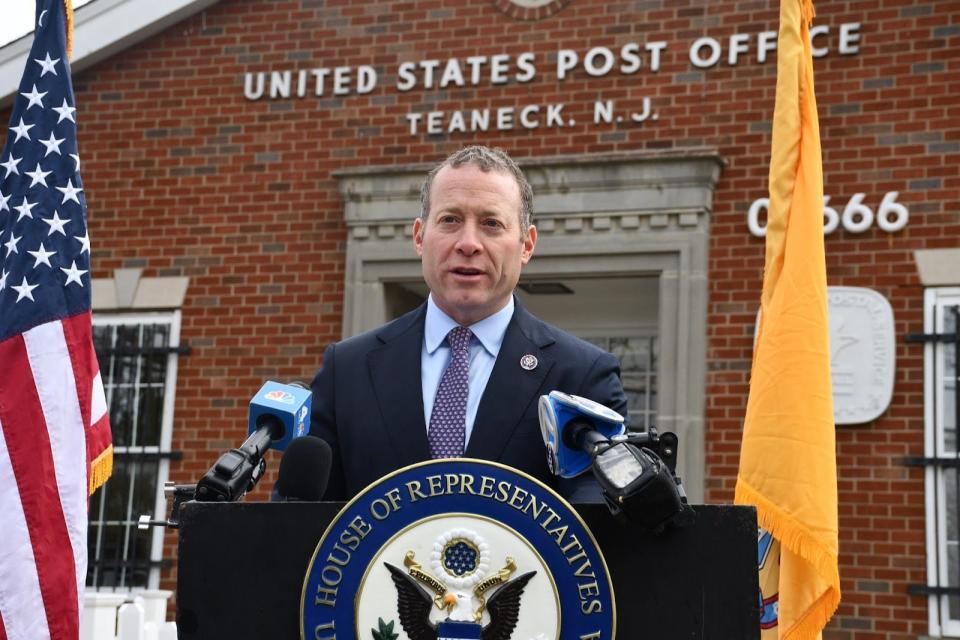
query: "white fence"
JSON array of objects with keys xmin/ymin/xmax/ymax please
[{"xmin": 82, "ymin": 590, "xmax": 176, "ymax": 640}]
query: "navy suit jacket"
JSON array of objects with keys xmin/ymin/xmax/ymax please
[{"xmin": 310, "ymin": 299, "xmax": 627, "ymax": 500}]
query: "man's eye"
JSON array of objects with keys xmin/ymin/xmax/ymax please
[
  {"xmin": 439, "ymin": 215, "xmax": 459, "ymax": 224},
  {"xmin": 483, "ymin": 219, "xmax": 504, "ymax": 228}
]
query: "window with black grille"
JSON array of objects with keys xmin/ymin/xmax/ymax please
[
  {"xmin": 86, "ymin": 313, "xmax": 181, "ymax": 591},
  {"xmin": 583, "ymin": 336, "xmax": 658, "ymax": 430},
  {"xmin": 912, "ymin": 290, "xmax": 960, "ymax": 637}
]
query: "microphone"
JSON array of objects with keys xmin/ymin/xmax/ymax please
[
  {"xmin": 538, "ymin": 391, "xmax": 626, "ymax": 478},
  {"xmin": 539, "ymin": 390, "xmax": 693, "ymax": 531},
  {"xmin": 195, "ymin": 381, "xmax": 312, "ymax": 502},
  {"xmin": 248, "ymin": 380, "xmax": 312, "ymax": 452},
  {"xmin": 275, "ymin": 436, "xmax": 333, "ymax": 501}
]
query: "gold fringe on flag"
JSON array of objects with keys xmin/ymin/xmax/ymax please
[
  {"xmin": 735, "ymin": 479, "xmax": 841, "ymax": 638},
  {"xmin": 89, "ymin": 444, "xmax": 113, "ymax": 495},
  {"xmin": 63, "ymin": 0, "xmax": 74, "ymax": 59}
]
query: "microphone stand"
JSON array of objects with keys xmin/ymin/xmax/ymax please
[{"xmin": 138, "ymin": 483, "xmax": 196, "ymax": 531}]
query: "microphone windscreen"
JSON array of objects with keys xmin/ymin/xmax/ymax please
[{"xmin": 275, "ymin": 436, "xmax": 333, "ymax": 501}]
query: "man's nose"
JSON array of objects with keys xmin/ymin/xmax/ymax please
[{"xmin": 455, "ymin": 222, "xmax": 483, "ymax": 255}]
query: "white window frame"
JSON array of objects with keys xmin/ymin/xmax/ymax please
[
  {"xmin": 924, "ymin": 287, "xmax": 960, "ymax": 637},
  {"xmin": 89, "ymin": 310, "xmax": 181, "ymax": 591}
]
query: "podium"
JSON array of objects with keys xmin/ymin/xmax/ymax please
[{"xmin": 176, "ymin": 502, "xmax": 759, "ymax": 639}]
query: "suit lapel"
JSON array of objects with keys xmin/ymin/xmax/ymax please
[
  {"xmin": 466, "ymin": 303, "xmax": 556, "ymax": 461},
  {"xmin": 367, "ymin": 306, "xmax": 431, "ymax": 466}
]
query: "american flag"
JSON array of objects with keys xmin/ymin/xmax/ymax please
[{"xmin": 0, "ymin": 2, "xmax": 112, "ymax": 639}]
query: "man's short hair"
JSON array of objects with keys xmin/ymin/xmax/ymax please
[{"xmin": 419, "ymin": 145, "xmax": 534, "ymax": 232}]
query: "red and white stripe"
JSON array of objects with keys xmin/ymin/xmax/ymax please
[{"xmin": 0, "ymin": 312, "xmax": 108, "ymax": 640}]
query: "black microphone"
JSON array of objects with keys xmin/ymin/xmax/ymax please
[
  {"xmin": 275, "ymin": 436, "xmax": 333, "ymax": 501},
  {"xmin": 563, "ymin": 418, "xmax": 611, "ymax": 453},
  {"xmin": 540, "ymin": 390, "xmax": 693, "ymax": 531},
  {"xmin": 195, "ymin": 381, "xmax": 312, "ymax": 502},
  {"xmin": 194, "ymin": 426, "xmax": 273, "ymax": 502}
]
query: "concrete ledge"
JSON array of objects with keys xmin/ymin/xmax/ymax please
[
  {"xmin": 92, "ymin": 270, "xmax": 189, "ymax": 310},
  {"xmin": 914, "ymin": 248, "xmax": 960, "ymax": 286}
]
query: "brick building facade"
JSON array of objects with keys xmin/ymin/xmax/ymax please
[{"xmin": 2, "ymin": 0, "xmax": 958, "ymax": 637}]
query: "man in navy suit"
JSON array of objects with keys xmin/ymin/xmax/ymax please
[{"xmin": 311, "ymin": 146, "xmax": 626, "ymax": 500}]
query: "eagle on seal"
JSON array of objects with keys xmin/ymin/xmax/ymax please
[{"xmin": 384, "ymin": 562, "xmax": 536, "ymax": 640}]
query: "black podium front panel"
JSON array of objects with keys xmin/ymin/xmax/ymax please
[{"xmin": 176, "ymin": 502, "xmax": 758, "ymax": 639}]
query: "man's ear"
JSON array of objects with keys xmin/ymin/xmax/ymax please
[
  {"xmin": 521, "ymin": 225, "xmax": 537, "ymax": 264},
  {"xmin": 413, "ymin": 217, "xmax": 425, "ymax": 256}
]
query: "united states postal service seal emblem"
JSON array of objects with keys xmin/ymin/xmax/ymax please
[{"xmin": 302, "ymin": 459, "xmax": 615, "ymax": 640}]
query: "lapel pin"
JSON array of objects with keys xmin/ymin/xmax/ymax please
[{"xmin": 520, "ymin": 354, "xmax": 538, "ymax": 371}]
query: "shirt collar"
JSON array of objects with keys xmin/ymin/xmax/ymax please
[{"xmin": 424, "ymin": 295, "xmax": 515, "ymax": 356}]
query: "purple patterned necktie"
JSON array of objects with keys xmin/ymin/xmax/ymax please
[{"xmin": 428, "ymin": 326, "xmax": 473, "ymax": 458}]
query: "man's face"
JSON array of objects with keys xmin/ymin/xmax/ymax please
[{"xmin": 414, "ymin": 164, "xmax": 537, "ymax": 326}]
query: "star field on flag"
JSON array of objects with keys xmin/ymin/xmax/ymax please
[{"xmin": 1, "ymin": 17, "xmax": 89, "ymax": 336}]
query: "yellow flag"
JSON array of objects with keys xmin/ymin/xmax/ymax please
[{"xmin": 734, "ymin": 0, "xmax": 840, "ymax": 638}]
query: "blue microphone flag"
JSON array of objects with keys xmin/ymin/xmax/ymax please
[
  {"xmin": 539, "ymin": 390, "xmax": 625, "ymax": 478},
  {"xmin": 248, "ymin": 381, "xmax": 311, "ymax": 451}
]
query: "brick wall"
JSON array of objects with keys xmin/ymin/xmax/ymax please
[{"xmin": 3, "ymin": 0, "xmax": 957, "ymax": 636}]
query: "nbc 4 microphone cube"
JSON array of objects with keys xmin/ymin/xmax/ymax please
[
  {"xmin": 248, "ymin": 381, "xmax": 312, "ymax": 451},
  {"xmin": 538, "ymin": 390, "xmax": 625, "ymax": 478}
]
